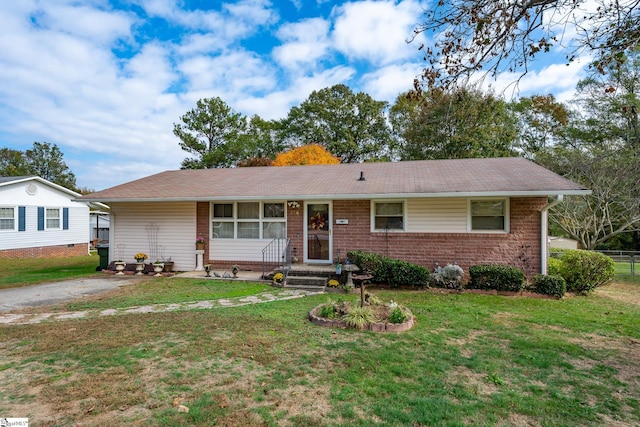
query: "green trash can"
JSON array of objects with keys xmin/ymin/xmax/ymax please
[{"xmin": 96, "ymin": 244, "xmax": 110, "ymax": 271}]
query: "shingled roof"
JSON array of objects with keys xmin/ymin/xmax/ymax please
[{"xmin": 78, "ymin": 157, "xmax": 589, "ymax": 202}]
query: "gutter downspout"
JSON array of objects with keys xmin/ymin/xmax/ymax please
[{"xmin": 541, "ymin": 195, "xmax": 563, "ymax": 275}]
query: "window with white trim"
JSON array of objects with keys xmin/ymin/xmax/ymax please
[
  {"xmin": 211, "ymin": 202, "xmax": 286, "ymax": 239},
  {"xmin": 0, "ymin": 207, "xmax": 16, "ymax": 230},
  {"xmin": 46, "ymin": 208, "xmax": 61, "ymax": 229},
  {"xmin": 372, "ymin": 201, "xmax": 405, "ymax": 231},
  {"xmin": 469, "ymin": 199, "xmax": 509, "ymax": 231}
]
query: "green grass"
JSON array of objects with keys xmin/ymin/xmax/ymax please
[
  {"xmin": 1, "ymin": 256, "xmax": 639, "ymax": 425},
  {"xmin": 613, "ymin": 261, "xmax": 640, "ymax": 284},
  {"xmin": 2, "ymin": 282, "xmax": 639, "ymax": 426},
  {"xmin": 0, "ymin": 253, "xmax": 100, "ymax": 289},
  {"xmin": 64, "ymin": 279, "xmax": 273, "ymax": 310}
]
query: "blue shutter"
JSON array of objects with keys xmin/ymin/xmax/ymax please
[
  {"xmin": 18, "ymin": 206, "xmax": 26, "ymax": 231},
  {"xmin": 63, "ymin": 207, "xmax": 69, "ymax": 230},
  {"xmin": 38, "ymin": 207, "xmax": 44, "ymax": 230}
]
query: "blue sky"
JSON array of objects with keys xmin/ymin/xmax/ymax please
[{"xmin": 0, "ymin": 0, "xmax": 590, "ymax": 190}]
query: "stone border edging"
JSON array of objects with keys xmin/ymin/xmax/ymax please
[{"xmin": 308, "ymin": 305, "xmax": 414, "ymax": 333}]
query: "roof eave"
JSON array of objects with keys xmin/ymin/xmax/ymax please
[{"xmin": 78, "ymin": 189, "xmax": 591, "ymax": 203}]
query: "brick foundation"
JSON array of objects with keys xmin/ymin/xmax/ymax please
[{"xmin": 0, "ymin": 243, "xmax": 88, "ymax": 259}]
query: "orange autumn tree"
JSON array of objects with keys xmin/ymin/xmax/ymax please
[{"xmin": 272, "ymin": 144, "xmax": 340, "ymax": 166}]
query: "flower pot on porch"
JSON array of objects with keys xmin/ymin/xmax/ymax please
[
  {"xmin": 153, "ymin": 263, "xmax": 164, "ymax": 276},
  {"xmin": 196, "ymin": 242, "xmax": 205, "ymax": 250},
  {"xmin": 114, "ymin": 261, "xmax": 126, "ymax": 275},
  {"xmin": 135, "ymin": 262, "xmax": 145, "ymax": 275},
  {"xmin": 162, "ymin": 261, "xmax": 174, "ymax": 272}
]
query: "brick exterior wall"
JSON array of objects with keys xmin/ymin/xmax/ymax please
[
  {"xmin": 331, "ymin": 197, "xmax": 547, "ymax": 279},
  {"xmin": 0, "ymin": 243, "xmax": 88, "ymax": 259},
  {"xmin": 196, "ymin": 197, "xmax": 547, "ymax": 279}
]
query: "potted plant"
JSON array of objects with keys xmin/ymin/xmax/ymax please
[
  {"xmin": 134, "ymin": 252, "xmax": 148, "ymax": 263},
  {"xmin": 114, "ymin": 260, "xmax": 126, "ymax": 275},
  {"xmin": 196, "ymin": 235, "xmax": 206, "ymax": 250},
  {"xmin": 162, "ymin": 256, "xmax": 174, "ymax": 272},
  {"xmin": 273, "ymin": 272, "xmax": 284, "ymax": 286},
  {"xmin": 231, "ymin": 265, "xmax": 239, "ymax": 278},
  {"xmin": 153, "ymin": 260, "xmax": 164, "ymax": 276}
]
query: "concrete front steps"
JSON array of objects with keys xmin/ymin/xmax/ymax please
[{"xmin": 271, "ymin": 264, "xmax": 339, "ymax": 292}]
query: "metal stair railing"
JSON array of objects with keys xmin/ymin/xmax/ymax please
[{"xmin": 262, "ymin": 238, "xmax": 292, "ymax": 281}]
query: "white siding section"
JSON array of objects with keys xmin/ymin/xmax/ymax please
[
  {"xmin": 210, "ymin": 239, "xmax": 269, "ymax": 262},
  {"xmin": 0, "ymin": 181, "xmax": 89, "ymax": 250},
  {"xmin": 110, "ymin": 202, "xmax": 196, "ymax": 271},
  {"xmin": 406, "ymin": 198, "xmax": 467, "ymax": 233}
]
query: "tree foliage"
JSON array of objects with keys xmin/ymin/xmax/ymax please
[
  {"xmin": 545, "ymin": 146, "xmax": 640, "ymax": 250},
  {"xmin": 511, "ymin": 94, "xmax": 571, "ymax": 158},
  {"xmin": 390, "ymin": 88, "xmax": 518, "ymax": 160},
  {"xmin": 281, "ymin": 84, "xmax": 392, "ymax": 162},
  {"xmin": 174, "ymin": 97, "xmax": 247, "ymax": 169},
  {"xmin": 0, "ymin": 148, "xmax": 30, "ymax": 176},
  {"xmin": 412, "ymin": 0, "xmax": 640, "ymax": 90},
  {"xmin": 1, "ymin": 142, "xmax": 77, "ymax": 190},
  {"xmin": 272, "ymin": 144, "xmax": 340, "ymax": 166},
  {"xmin": 531, "ymin": 52, "xmax": 640, "ymax": 250}
]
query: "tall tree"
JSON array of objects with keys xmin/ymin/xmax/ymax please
[
  {"xmin": 412, "ymin": 1, "xmax": 640, "ymax": 90},
  {"xmin": 390, "ymin": 88, "xmax": 518, "ymax": 160},
  {"xmin": 545, "ymin": 146, "xmax": 640, "ymax": 250},
  {"xmin": 281, "ymin": 84, "xmax": 393, "ymax": 162},
  {"xmin": 574, "ymin": 50, "xmax": 640, "ymax": 149},
  {"xmin": 24, "ymin": 142, "xmax": 77, "ymax": 190},
  {"xmin": 536, "ymin": 52, "xmax": 640, "ymax": 249},
  {"xmin": 174, "ymin": 97, "xmax": 247, "ymax": 169},
  {"xmin": 510, "ymin": 94, "xmax": 571, "ymax": 158},
  {"xmin": 0, "ymin": 148, "xmax": 30, "ymax": 176}
]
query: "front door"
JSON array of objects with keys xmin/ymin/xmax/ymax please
[{"xmin": 305, "ymin": 202, "xmax": 332, "ymax": 263}]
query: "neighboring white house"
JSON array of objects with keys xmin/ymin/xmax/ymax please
[{"xmin": 0, "ymin": 176, "xmax": 92, "ymax": 258}]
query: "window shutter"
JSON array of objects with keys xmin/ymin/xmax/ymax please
[
  {"xmin": 63, "ymin": 207, "xmax": 69, "ymax": 230},
  {"xmin": 18, "ymin": 206, "xmax": 26, "ymax": 231},
  {"xmin": 38, "ymin": 207, "xmax": 44, "ymax": 230}
]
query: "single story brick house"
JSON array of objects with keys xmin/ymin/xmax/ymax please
[
  {"xmin": 78, "ymin": 157, "xmax": 589, "ymax": 278},
  {"xmin": 0, "ymin": 176, "xmax": 93, "ymax": 258}
]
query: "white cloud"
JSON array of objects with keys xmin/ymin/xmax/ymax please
[
  {"xmin": 273, "ymin": 18, "xmax": 331, "ymax": 69},
  {"xmin": 236, "ymin": 66, "xmax": 357, "ymax": 119},
  {"xmin": 331, "ymin": 0, "xmax": 424, "ymax": 65},
  {"xmin": 361, "ymin": 62, "xmax": 421, "ymax": 102},
  {"xmin": 487, "ymin": 58, "xmax": 590, "ymax": 101},
  {"xmin": 178, "ymin": 50, "xmax": 276, "ymax": 94}
]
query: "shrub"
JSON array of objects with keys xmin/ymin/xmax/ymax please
[
  {"xmin": 533, "ymin": 274, "xmax": 567, "ymax": 298},
  {"xmin": 468, "ymin": 264, "xmax": 525, "ymax": 292},
  {"xmin": 347, "ymin": 250, "xmax": 382, "ymax": 274},
  {"xmin": 347, "ymin": 250, "xmax": 430, "ymax": 288},
  {"xmin": 388, "ymin": 306, "xmax": 409, "ymax": 324},
  {"xmin": 547, "ymin": 257, "xmax": 563, "ymax": 276},
  {"xmin": 556, "ymin": 249, "xmax": 614, "ymax": 295},
  {"xmin": 432, "ymin": 263, "xmax": 465, "ymax": 289},
  {"xmin": 318, "ymin": 303, "xmax": 337, "ymax": 319}
]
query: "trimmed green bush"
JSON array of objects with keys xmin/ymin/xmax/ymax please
[
  {"xmin": 533, "ymin": 274, "xmax": 567, "ymax": 298},
  {"xmin": 556, "ymin": 249, "xmax": 614, "ymax": 295},
  {"xmin": 468, "ymin": 264, "xmax": 525, "ymax": 292},
  {"xmin": 547, "ymin": 257, "xmax": 563, "ymax": 276},
  {"xmin": 347, "ymin": 250, "xmax": 430, "ymax": 288}
]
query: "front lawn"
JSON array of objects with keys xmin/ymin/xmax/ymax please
[
  {"xmin": 1, "ymin": 279, "xmax": 638, "ymax": 426},
  {"xmin": 0, "ymin": 253, "xmax": 99, "ymax": 290}
]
